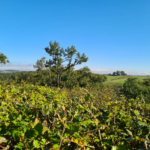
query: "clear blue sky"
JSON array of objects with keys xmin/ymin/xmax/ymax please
[{"xmin": 0, "ymin": 0, "xmax": 150, "ymax": 75}]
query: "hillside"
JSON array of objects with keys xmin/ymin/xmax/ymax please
[{"xmin": 104, "ymin": 75, "xmax": 150, "ymax": 85}]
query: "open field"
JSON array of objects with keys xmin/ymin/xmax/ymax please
[{"xmin": 104, "ymin": 75, "xmax": 150, "ymax": 85}]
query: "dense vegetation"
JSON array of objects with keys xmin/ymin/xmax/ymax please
[
  {"xmin": 0, "ymin": 42, "xmax": 150, "ymax": 149},
  {"xmin": 0, "ymin": 67, "xmax": 107, "ymax": 91},
  {"xmin": 0, "ymin": 83, "xmax": 150, "ymax": 150}
]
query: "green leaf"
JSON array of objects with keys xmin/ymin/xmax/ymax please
[
  {"xmin": 8, "ymin": 114, "xmax": 13, "ymax": 121},
  {"xmin": 109, "ymin": 113, "xmax": 114, "ymax": 117},
  {"xmin": 134, "ymin": 110, "xmax": 139, "ymax": 116},
  {"xmin": 14, "ymin": 142, "xmax": 24, "ymax": 149},
  {"xmin": 53, "ymin": 144, "xmax": 59, "ymax": 149},
  {"xmin": 25, "ymin": 129, "xmax": 38, "ymax": 140},
  {"xmin": 41, "ymin": 138, "xmax": 46, "ymax": 144},
  {"xmin": 67, "ymin": 124, "xmax": 80, "ymax": 132},
  {"xmin": 17, "ymin": 114, "xmax": 22, "ymax": 120},
  {"xmin": 72, "ymin": 97, "xmax": 79, "ymax": 101},
  {"xmin": 85, "ymin": 93, "xmax": 93, "ymax": 101},
  {"xmin": 33, "ymin": 140, "xmax": 39, "ymax": 148},
  {"xmin": 57, "ymin": 131, "xmax": 62, "ymax": 138},
  {"xmin": 112, "ymin": 145, "xmax": 127, "ymax": 150},
  {"xmin": 78, "ymin": 120, "xmax": 94, "ymax": 126},
  {"xmin": 12, "ymin": 130, "xmax": 21, "ymax": 142},
  {"xmin": 112, "ymin": 146, "xmax": 117, "ymax": 150},
  {"xmin": 126, "ymin": 129, "xmax": 133, "ymax": 136},
  {"xmin": 73, "ymin": 116, "xmax": 80, "ymax": 123},
  {"xmin": 34, "ymin": 123, "xmax": 43, "ymax": 135}
]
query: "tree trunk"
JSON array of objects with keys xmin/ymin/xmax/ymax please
[
  {"xmin": 57, "ymin": 66, "xmax": 59, "ymax": 87},
  {"xmin": 57, "ymin": 56, "xmax": 59, "ymax": 87},
  {"xmin": 59, "ymin": 75, "xmax": 61, "ymax": 83},
  {"xmin": 57, "ymin": 74, "xmax": 59, "ymax": 87},
  {"xmin": 59, "ymin": 74, "xmax": 62, "ymax": 87},
  {"xmin": 49, "ymin": 67, "xmax": 51, "ymax": 81}
]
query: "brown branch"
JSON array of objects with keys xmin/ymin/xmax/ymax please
[
  {"xmin": 98, "ymin": 129, "xmax": 103, "ymax": 148},
  {"xmin": 22, "ymin": 137, "xmax": 28, "ymax": 150},
  {"xmin": 83, "ymin": 144, "xmax": 95, "ymax": 149},
  {"xmin": 59, "ymin": 121, "xmax": 66, "ymax": 150},
  {"xmin": 0, "ymin": 144, "xmax": 7, "ymax": 150}
]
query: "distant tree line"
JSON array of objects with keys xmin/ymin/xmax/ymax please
[
  {"xmin": 109, "ymin": 70, "xmax": 127, "ymax": 76},
  {"xmin": 2, "ymin": 44, "xmax": 150, "ymax": 104},
  {"xmin": 0, "ymin": 41, "xmax": 107, "ymax": 90},
  {"xmin": 0, "ymin": 66, "xmax": 107, "ymax": 90}
]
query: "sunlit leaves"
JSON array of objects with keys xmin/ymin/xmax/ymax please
[
  {"xmin": 0, "ymin": 84, "xmax": 150, "ymax": 149},
  {"xmin": 0, "ymin": 52, "xmax": 9, "ymax": 65},
  {"xmin": 33, "ymin": 140, "xmax": 39, "ymax": 148}
]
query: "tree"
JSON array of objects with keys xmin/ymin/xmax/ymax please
[
  {"xmin": 44, "ymin": 41, "xmax": 88, "ymax": 87},
  {"xmin": 45, "ymin": 59, "xmax": 53, "ymax": 81},
  {"xmin": 112, "ymin": 72, "xmax": 116, "ymax": 76},
  {"xmin": 123, "ymin": 78, "xmax": 143, "ymax": 99},
  {"xmin": 112, "ymin": 70, "xmax": 127, "ymax": 76},
  {"xmin": 33, "ymin": 57, "xmax": 46, "ymax": 76},
  {"xmin": 0, "ymin": 52, "xmax": 9, "ymax": 65},
  {"xmin": 120, "ymin": 71, "xmax": 127, "ymax": 76},
  {"xmin": 116, "ymin": 70, "xmax": 121, "ymax": 76},
  {"xmin": 76, "ymin": 66, "xmax": 92, "ymax": 88}
]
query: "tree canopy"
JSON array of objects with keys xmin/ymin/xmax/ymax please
[
  {"xmin": 112, "ymin": 70, "xmax": 127, "ymax": 76},
  {"xmin": 33, "ymin": 57, "xmax": 46, "ymax": 75},
  {"xmin": 44, "ymin": 41, "xmax": 88, "ymax": 87},
  {"xmin": 0, "ymin": 52, "xmax": 9, "ymax": 65}
]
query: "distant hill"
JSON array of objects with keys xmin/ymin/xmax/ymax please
[{"xmin": 0, "ymin": 70, "xmax": 21, "ymax": 73}]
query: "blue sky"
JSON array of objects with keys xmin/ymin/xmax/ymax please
[{"xmin": 0, "ymin": 0, "xmax": 150, "ymax": 75}]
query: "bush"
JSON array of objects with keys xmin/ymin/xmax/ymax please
[{"xmin": 122, "ymin": 78, "xmax": 143, "ymax": 99}]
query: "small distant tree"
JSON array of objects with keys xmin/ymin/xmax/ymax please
[
  {"xmin": 121, "ymin": 71, "xmax": 127, "ymax": 76},
  {"xmin": 112, "ymin": 70, "xmax": 127, "ymax": 76},
  {"xmin": 116, "ymin": 70, "xmax": 121, "ymax": 76},
  {"xmin": 33, "ymin": 57, "xmax": 46, "ymax": 76},
  {"xmin": 45, "ymin": 41, "xmax": 88, "ymax": 87},
  {"xmin": 112, "ymin": 72, "xmax": 116, "ymax": 76}
]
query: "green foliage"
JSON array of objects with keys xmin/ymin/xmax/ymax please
[
  {"xmin": 123, "ymin": 78, "xmax": 143, "ymax": 99},
  {"xmin": 33, "ymin": 57, "xmax": 46, "ymax": 76},
  {"xmin": 0, "ymin": 84, "xmax": 150, "ymax": 149},
  {"xmin": 122, "ymin": 77, "xmax": 150, "ymax": 103},
  {"xmin": 44, "ymin": 41, "xmax": 88, "ymax": 87},
  {"xmin": 85, "ymin": 93, "xmax": 93, "ymax": 101},
  {"xmin": 0, "ymin": 52, "xmax": 10, "ymax": 65},
  {"xmin": 1, "ymin": 41, "xmax": 150, "ymax": 149},
  {"xmin": 112, "ymin": 70, "xmax": 127, "ymax": 76},
  {"xmin": 143, "ymin": 79, "xmax": 150, "ymax": 86}
]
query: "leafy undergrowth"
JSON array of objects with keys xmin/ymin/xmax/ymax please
[{"xmin": 0, "ymin": 84, "xmax": 150, "ymax": 150}]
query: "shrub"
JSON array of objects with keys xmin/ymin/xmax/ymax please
[{"xmin": 122, "ymin": 78, "xmax": 143, "ymax": 99}]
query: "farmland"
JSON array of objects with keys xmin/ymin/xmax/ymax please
[{"xmin": 104, "ymin": 75, "xmax": 150, "ymax": 85}]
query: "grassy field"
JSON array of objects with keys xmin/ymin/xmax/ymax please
[{"xmin": 104, "ymin": 75, "xmax": 150, "ymax": 85}]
